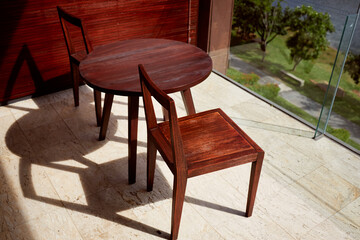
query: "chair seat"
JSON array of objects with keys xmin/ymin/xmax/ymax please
[
  {"xmin": 156, "ymin": 108, "xmax": 261, "ymax": 177},
  {"xmin": 70, "ymin": 50, "xmax": 87, "ymax": 65}
]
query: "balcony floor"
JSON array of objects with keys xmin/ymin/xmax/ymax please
[{"xmin": 1, "ymin": 73, "xmax": 359, "ymax": 240}]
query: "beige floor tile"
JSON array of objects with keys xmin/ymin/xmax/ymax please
[
  {"xmin": 265, "ymin": 142, "xmax": 324, "ymax": 182},
  {"xmin": 0, "ymin": 73, "xmax": 359, "ymax": 239},
  {"xmin": 324, "ymin": 152, "xmax": 360, "ymax": 189},
  {"xmin": 0, "ymin": 158, "xmax": 64, "ymax": 228},
  {"xmin": 1, "ymin": 116, "xmax": 31, "ymax": 158},
  {"xmin": 62, "ymin": 112, "xmax": 109, "ymax": 152},
  {"xmin": 302, "ymin": 197, "xmax": 360, "ymax": 240},
  {"xmin": 14, "ymin": 104, "xmax": 61, "ymax": 131},
  {"xmin": 0, "ymin": 114, "xmax": 17, "ymax": 139},
  {"xmin": 0, "ymin": 106, "xmax": 13, "ymax": 118},
  {"xmin": 6, "ymin": 98, "xmax": 42, "ymax": 117},
  {"xmin": 2, "ymin": 208, "xmax": 83, "ymax": 240},
  {"xmin": 183, "ymin": 171, "xmax": 292, "ymax": 239},
  {"xmin": 185, "ymin": 174, "xmax": 248, "ymax": 226},
  {"xmin": 178, "ymin": 202, "xmax": 225, "ymax": 240},
  {"xmin": 213, "ymin": 211, "xmax": 295, "ymax": 240},
  {"xmin": 23, "ymin": 119, "xmax": 79, "ymax": 153},
  {"xmin": 296, "ymin": 166, "xmax": 360, "ymax": 214},
  {"xmin": 230, "ymin": 100, "xmax": 275, "ymax": 123},
  {"xmin": 36, "ymin": 144, "xmax": 112, "ymax": 203},
  {"xmin": 63, "ymin": 187, "xmax": 148, "ymax": 240},
  {"xmin": 52, "ymin": 96, "xmax": 97, "ymax": 123},
  {"xmin": 84, "ymin": 140, "xmax": 129, "ymax": 165},
  {"xmin": 263, "ymin": 183, "xmax": 330, "ymax": 239},
  {"xmin": 220, "ymin": 161, "xmax": 293, "ymax": 203}
]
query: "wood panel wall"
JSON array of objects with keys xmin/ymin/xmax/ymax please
[{"xmin": 0, "ymin": 0, "xmax": 199, "ymax": 104}]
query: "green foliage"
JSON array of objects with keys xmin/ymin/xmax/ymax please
[
  {"xmin": 344, "ymin": 53, "xmax": 360, "ymax": 84},
  {"xmin": 226, "ymin": 68, "xmax": 259, "ymax": 85},
  {"xmin": 232, "ymin": 0, "xmax": 287, "ymax": 60},
  {"xmin": 232, "ymin": 0, "xmax": 257, "ymax": 40},
  {"xmin": 249, "ymin": 83, "xmax": 280, "ymax": 100},
  {"xmin": 285, "ymin": 5, "xmax": 335, "ymax": 71},
  {"xmin": 241, "ymin": 73, "xmax": 260, "ymax": 85},
  {"xmin": 226, "ymin": 68, "xmax": 279, "ymax": 100},
  {"xmin": 327, "ymin": 126, "xmax": 351, "ymax": 142}
]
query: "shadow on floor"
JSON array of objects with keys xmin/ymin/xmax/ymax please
[{"xmin": 4, "ymin": 96, "xmax": 247, "ymax": 238}]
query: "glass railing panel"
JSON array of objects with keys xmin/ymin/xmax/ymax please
[
  {"xmin": 315, "ymin": 14, "xmax": 359, "ymax": 139},
  {"xmin": 219, "ymin": 0, "xmax": 360, "ymax": 152}
]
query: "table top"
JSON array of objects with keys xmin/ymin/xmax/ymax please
[{"xmin": 79, "ymin": 38, "xmax": 213, "ymax": 96}]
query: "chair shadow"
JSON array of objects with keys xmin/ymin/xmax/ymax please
[
  {"xmin": 4, "ymin": 99, "xmax": 247, "ymax": 238},
  {"xmin": 2, "ymin": 44, "xmax": 74, "ymax": 106}
]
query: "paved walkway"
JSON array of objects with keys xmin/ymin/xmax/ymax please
[{"xmin": 229, "ymin": 53, "xmax": 360, "ymax": 143}]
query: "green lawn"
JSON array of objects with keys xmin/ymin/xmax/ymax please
[
  {"xmin": 227, "ymin": 67, "xmax": 360, "ymax": 150},
  {"xmin": 230, "ymin": 34, "xmax": 360, "ymax": 126}
]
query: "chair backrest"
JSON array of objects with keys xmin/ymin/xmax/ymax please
[
  {"xmin": 57, "ymin": 6, "xmax": 92, "ymax": 57},
  {"xmin": 138, "ymin": 64, "xmax": 187, "ymax": 171}
]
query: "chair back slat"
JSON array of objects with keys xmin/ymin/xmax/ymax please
[
  {"xmin": 139, "ymin": 64, "xmax": 187, "ymax": 171},
  {"xmin": 57, "ymin": 6, "xmax": 92, "ymax": 56}
]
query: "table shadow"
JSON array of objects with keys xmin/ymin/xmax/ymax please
[{"xmin": 4, "ymin": 97, "xmax": 247, "ymax": 238}]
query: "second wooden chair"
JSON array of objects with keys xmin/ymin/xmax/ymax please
[
  {"xmin": 139, "ymin": 64, "xmax": 265, "ymax": 240},
  {"xmin": 57, "ymin": 6, "xmax": 102, "ymax": 126}
]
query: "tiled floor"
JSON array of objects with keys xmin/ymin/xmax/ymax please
[{"xmin": 0, "ymin": 73, "xmax": 359, "ymax": 239}]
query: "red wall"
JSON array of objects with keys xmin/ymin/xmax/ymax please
[{"xmin": 0, "ymin": 0, "xmax": 199, "ymax": 104}]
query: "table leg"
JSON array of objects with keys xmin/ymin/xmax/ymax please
[
  {"xmin": 128, "ymin": 95, "xmax": 139, "ymax": 184},
  {"xmin": 99, "ymin": 93, "xmax": 114, "ymax": 141},
  {"xmin": 181, "ymin": 88, "xmax": 196, "ymax": 115},
  {"xmin": 94, "ymin": 90, "xmax": 102, "ymax": 127}
]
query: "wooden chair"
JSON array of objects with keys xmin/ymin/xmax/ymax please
[
  {"xmin": 139, "ymin": 64, "xmax": 265, "ymax": 240},
  {"xmin": 57, "ymin": 6, "xmax": 101, "ymax": 126}
]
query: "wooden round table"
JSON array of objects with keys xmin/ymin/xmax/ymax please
[{"xmin": 80, "ymin": 38, "xmax": 212, "ymax": 183}]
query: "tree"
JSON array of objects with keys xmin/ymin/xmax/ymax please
[
  {"xmin": 345, "ymin": 53, "xmax": 360, "ymax": 84},
  {"xmin": 253, "ymin": 0, "xmax": 287, "ymax": 61},
  {"xmin": 232, "ymin": 0, "xmax": 287, "ymax": 61},
  {"xmin": 232, "ymin": 0, "xmax": 257, "ymax": 40},
  {"xmin": 285, "ymin": 5, "xmax": 335, "ymax": 71}
]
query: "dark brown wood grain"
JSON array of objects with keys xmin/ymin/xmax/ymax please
[
  {"xmin": 0, "ymin": 0, "xmax": 199, "ymax": 104},
  {"xmin": 80, "ymin": 38, "xmax": 212, "ymax": 143},
  {"xmin": 80, "ymin": 38, "xmax": 212, "ymax": 95},
  {"xmin": 139, "ymin": 64, "xmax": 265, "ymax": 240}
]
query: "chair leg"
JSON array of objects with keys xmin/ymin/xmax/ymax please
[
  {"xmin": 147, "ymin": 138, "xmax": 157, "ymax": 192},
  {"xmin": 246, "ymin": 152, "xmax": 264, "ymax": 217},
  {"xmin": 94, "ymin": 90, "xmax": 102, "ymax": 126},
  {"xmin": 170, "ymin": 174, "xmax": 187, "ymax": 240},
  {"xmin": 71, "ymin": 62, "xmax": 80, "ymax": 107}
]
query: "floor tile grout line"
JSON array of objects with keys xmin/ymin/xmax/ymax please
[
  {"xmin": 184, "ymin": 197, "xmax": 227, "ymax": 240},
  {"xmin": 43, "ymin": 169, "xmax": 86, "ymax": 240},
  {"xmin": 271, "ymin": 162, "xmax": 357, "ymax": 238},
  {"xmin": 217, "ymin": 168, "xmax": 298, "ymax": 239},
  {"xmin": 262, "ymin": 210, "xmax": 298, "ymax": 240},
  {"xmin": 261, "ymin": 162, "xmax": 327, "ymax": 239}
]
